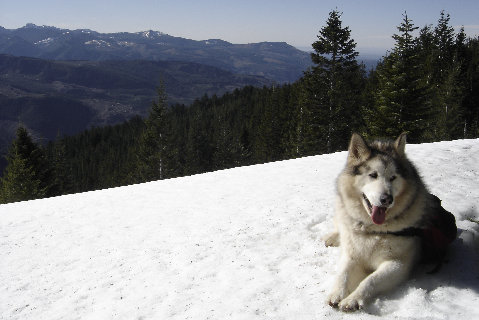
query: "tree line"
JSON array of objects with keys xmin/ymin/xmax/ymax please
[{"xmin": 1, "ymin": 10, "xmax": 478, "ymax": 203}]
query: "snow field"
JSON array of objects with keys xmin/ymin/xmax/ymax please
[{"xmin": 1, "ymin": 139, "xmax": 479, "ymax": 319}]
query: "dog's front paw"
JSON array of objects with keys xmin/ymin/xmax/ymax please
[
  {"xmin": 338, "ymin": 295, "xmax": 364, "ymax": 312},
  {"xmin": 327, "ymin": 289, "xmax": 348, "ymax": 308}
]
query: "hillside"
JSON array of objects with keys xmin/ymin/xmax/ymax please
[
  {"xmin": 0, "ymin": 54, "xmax": 271, "ymax": 156},
  {"xmin": 1, "ymin": 138, "xmax": 478, "ymax": 319},
  {"xmin": 0, "ymin": 24, "xmax": 312, "ymax": 83}
]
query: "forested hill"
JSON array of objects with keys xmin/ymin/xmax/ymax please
[
  {"xmin": 0, "ymin": 54, "xmax": 272, "ymax": 158},
  {"xmin": 0, "ymin": 24, "xmax": 311, "ymax": 83}
]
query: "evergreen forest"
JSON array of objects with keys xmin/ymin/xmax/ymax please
[{"xmin": 1, "ymin": 10, "xmax": 478, "ymax": 204}]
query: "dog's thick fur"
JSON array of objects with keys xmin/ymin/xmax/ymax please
[{"xmin": 325, "ymin": 133, "xmax": 430, "ymax": 311}]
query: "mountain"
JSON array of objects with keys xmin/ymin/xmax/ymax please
[
  {"xmin": 0, "ymin": 24, "xmax": 312, "ymax": 83},
  {"xmin": 0, "ymin": 54, "xmax": 272, "ymax": 156},
  {"xmin": 1, "ymin": 138, "xmax": 478, "ymax": 319}
]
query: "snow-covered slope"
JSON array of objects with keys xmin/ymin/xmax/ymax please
[{"xmin": 1, "ymin": 139, "xmax": 478, "ymax": 319}]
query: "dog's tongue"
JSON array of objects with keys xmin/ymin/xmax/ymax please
[{"xmin": 372, "ymin": 206, "xmax": 386, "ymax": 225}]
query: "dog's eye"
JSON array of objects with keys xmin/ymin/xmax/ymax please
[
  {"xmin": 390, "ymin": 175, "xmax": 397, "ymax": 182},
  {"xmin": 369, "ymin": 172, "xmax": 378, "ymax": 179}
]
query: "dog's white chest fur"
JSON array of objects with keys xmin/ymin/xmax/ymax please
[{"xmin": 340, "ymin": 221, "xmax": 420, "ymax": 270}]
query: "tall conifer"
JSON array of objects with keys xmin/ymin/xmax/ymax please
[
  {"xmin": 366, "ymin": 12, "xmax": 432, "ymax": 142},
  {"xmin": 0, "ymin": 127, "xmax": 52, "ymax": 203},
  {"xmin": 134, "ymin": 85, "xmax": 176, "ymax": 182},
  {"xmin": 299, "ymin": 10, "xmax": 364, "ymax": 155},
  {"xmin": 432, "ymin": 11, "xmax": 465, "ymax": 139}
]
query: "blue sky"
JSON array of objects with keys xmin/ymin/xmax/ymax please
[{"xmin": 1, "ymin": 0, "xmax": 478, "ymax": 55}]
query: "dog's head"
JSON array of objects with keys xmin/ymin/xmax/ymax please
[{"xmin": 344, "ymin": 133, "xmax": 413, "ymax": 225}]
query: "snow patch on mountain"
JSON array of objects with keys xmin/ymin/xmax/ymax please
[
  {"xmin": 84, "ymin": 40, "xmax": 112, "ymax": 47},
  {"xmin": 138, "ymin": 30, "xmax": 166, "ymax": 39},
  {"xmin": 34, "ymin": 38, "xmax": 55, "ymax": 45}
]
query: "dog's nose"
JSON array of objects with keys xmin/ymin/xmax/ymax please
[{"xmin": 380, "ymin": 194, "xmax": 393, "ymax": 206}]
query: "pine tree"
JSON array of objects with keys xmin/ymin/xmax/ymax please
[
  {"xmin": 462, "ymin": 37, "xmax": 479, "ymax": 137},
  {"xmin": 48, "ymin": 137, "xmax": 73, "ymax": 195},
  {"xmin": 0, "ymin": 127, "xmax": 52, "ymax": 203},
  {"xmin": 366, "ymin": 12, "xmax": 433, "ymax": 142},
  {"xmin": 0, "ymin": 156, "xmax": 42, "ymax": 203},
  {"xmin": 253, "ymin": 87, "xmax": 286, "ymax": 162},
  {"xmin": 134, "ymin": 85, "xmax": 176, "ymax": 182},
  {"xmin": 412, "ymin": 11, "xmax": 467, "ymax": 140},
  {"xmin": 213, "ymin": 109, "xmax": 243, "ymax": 170},
  {"xmin": 432, "ymin": 11, "xmax": 465, "ymax": 139},
  {"xmin": 185, "ymin": 107, "xmax": 213, "ymax": 175},
  {"xmin": 433, "ymin": 11, "xmax": 456, "ymax": 81},
  {"xmin": 299, "ymin": 10, "xmax": 364, "ymax": 155}
]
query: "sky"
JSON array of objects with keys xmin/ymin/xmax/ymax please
[{"xmin": 1, "ymin": 0, "xmax": 478, "ymax": 55}]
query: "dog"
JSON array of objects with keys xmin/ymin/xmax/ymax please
[{"xmin": 324, "ymin": 133, "xmax": 456, "ymax": 312}]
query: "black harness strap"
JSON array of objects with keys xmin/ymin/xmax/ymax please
[
  {"xmin": 365, "ymin": 226, "xmax": 423, "ymax": 238},
  {"xmin": 386, "ymin": 227, "xmax": 423, "ymax": 237}
]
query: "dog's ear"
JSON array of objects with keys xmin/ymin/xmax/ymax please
[
  {"xmin": 348, "ymin": 133, "xmax": 370, "ymax": 164},
  {"xmin": 394, "ymin": 132, "xmax": 407, "ymax": 157}
]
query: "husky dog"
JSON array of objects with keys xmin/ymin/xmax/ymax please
[{"xmin": 324, "ymin": 133, "xmax": 454, "ymax": 312}]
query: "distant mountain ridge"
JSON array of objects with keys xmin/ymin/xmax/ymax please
[{"xmin": 0, "ymin": 24, "xmax": 312, "ymax": 83}]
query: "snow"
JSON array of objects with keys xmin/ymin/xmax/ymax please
[
  {"xmin": 117, "ymin": 41, "xmax": 136, "ymax": 47},
  {"xmin": 138, "ymin": 31, "xmax": 166, "ymax": 39},
  {"xmin": 84, "ymin": 40, "xmax": 111, "ymax": 48},
  {"xmin": 1, "ymin": 139, "xmax": 478, "ymax": 319},
  {"xmin": 34, "ymin": 38, "xmax": 55, "ymax": 46}
]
